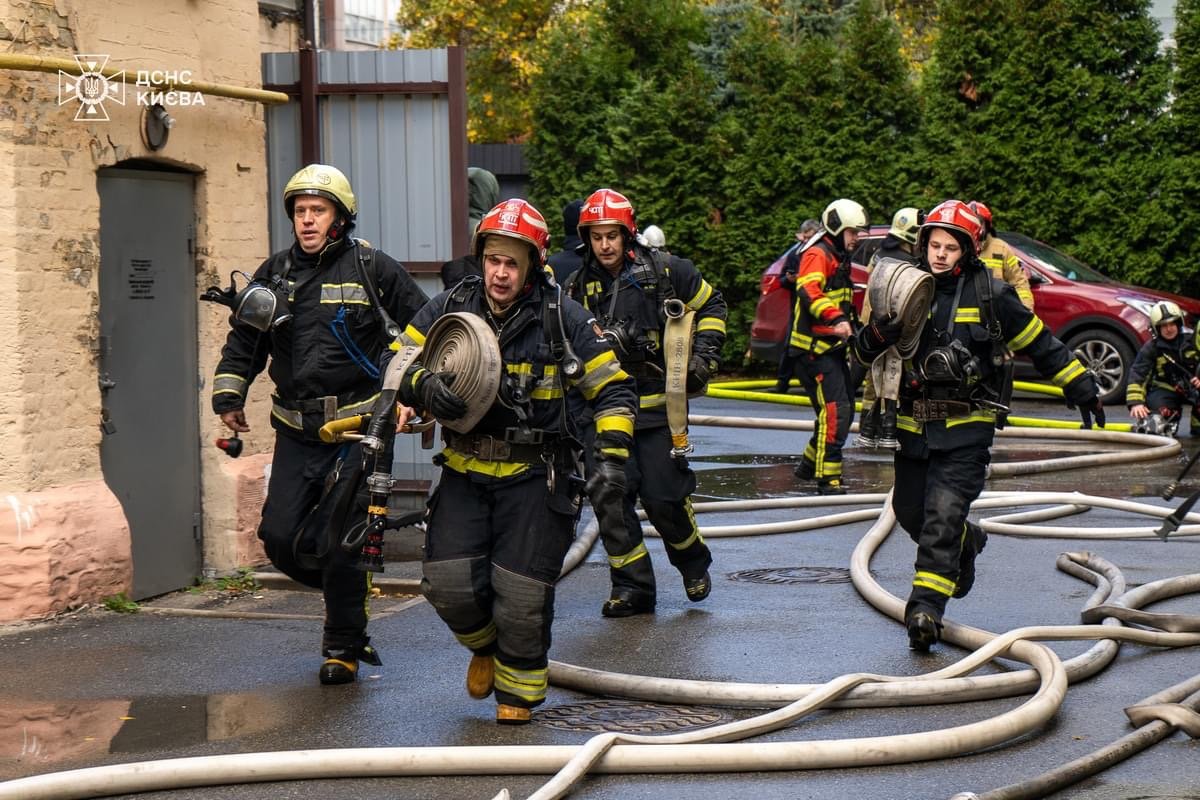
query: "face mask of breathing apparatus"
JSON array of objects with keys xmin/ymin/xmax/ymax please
[{"xmin": 201, "ymin": 271, "xmax": 293, "ymax": 332}]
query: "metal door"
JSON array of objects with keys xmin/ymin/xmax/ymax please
[{"xmin": 98, "ymin": 168, "xmax": 201, "ymax": 599}]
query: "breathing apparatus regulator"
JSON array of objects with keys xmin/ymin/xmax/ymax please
[
  {"xmin": 201, "ymin": 271, "xmax": 293, "ymax": 332},
  {"xmin": 918, "ymin": 338, "xmax": 982, "ymax": 392}
]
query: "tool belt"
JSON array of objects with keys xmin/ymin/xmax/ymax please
[
  {"xmin": 271, "ymin": 392, "xmax": 377, "ymax": 430},
  {"xmin": 909, "ymin": 398, "xmax": 975, "ymax": 422},
  {"xmin": 446, "ymin": 431, "xmax": 559, "ymax": 463}
]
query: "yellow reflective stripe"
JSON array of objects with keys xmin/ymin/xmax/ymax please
[
  {"xmin": 788, "ymin": 330, "xmax": 835, "ymax": 354},
  {"xmin": 506, "ymin": 362, "xmax": 534, "ymax": 375},
  {"xmin": 454, "ymin": 621, "xmax": 497, "ymax": 651},
  {"xmin": 1052, "ymin": 359, "xmax": 1086, "ymax": 387},
  {"xmin": 810, "ymin": 297, "xmax": 836, "ymax": 317},
  {"xmin": 599, "ymin": 447, "xmax": 629, "ymax": 459},
  {"xmin": 1007, "ymin": 317, "xmax": 1044, "ymax": 351},
  {"xmin": 826, "ymin": 288, "xmax": 852, "ymax": 303},
  {"xmin": 945, "ymin": 410, "xmax": 997, "ymax": 428},
  {"xmin": 608, "ymin": 541, "xmax": 649, "ymax": 569},
  {"xmin": 320, "ymin": 283, "xmax": 370, "ymax": 305},
  {"xmin": 1017, "ymin": 287, "xmax": 1035, "ymax": 306},
  {"xmin": 595, "ymin": 412, "xmax": 634, "ymax": 437},
  {"xmin": 954, "ymin": 308, "xmax": 982, "ymax": 324},
  {"xmin": 400, "ymin": 324, "xmax": 426, "ymax": 346},
  {"xmin": 665, "ymin": 499, "xmax": 703, "ymax": 550},
  {"xmin": 696, "ymin": 317, "xmax": 726, "ymax": 334},
  {"xmin": 1126, "ymin": 384, "xmax": 1146, "ymax": 402},
  {"xmin": 494, "ymin": 659, "xmax": 548, "ymax": 703},
  {"xmin": 686, "ymin": 280, "xmax": 714, "ymax": 310},
  {"xmin": 576, "ymin": 351, "xmax": 628, "ymax": 400},
  {"xmin": 897, "ymin": 414, "xmax": 922, "ymax": 433},
  {"xmin": 441, "ymin": 449, "xmax": 531, "ymax": 479},
  {"xmin": 640, "ymin": 393, "xmax": 666, "ymax": 409},
  {"xmin": 913, "ymin": 570, "xmax": 956, "ymax": 597},
  {"xmin": 798, "ymin": 273, "xmax": 825, "ymax": 286}
]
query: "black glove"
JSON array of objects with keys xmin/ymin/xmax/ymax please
[
  {"xmin": 857, "ymin": 316, "xmax": 905, "ymax": 352},
  {"xmin": 687, "ymin": 353, "xmax": 718, "ymax": 394},
  {"xmin": 1063, "ymin": 376, "xmax": 1105, "ymax": 429},
  {"xmin": 585, "ymin": 431, "xmax": 630, "ymax": 500},
  {"xmin": 419, "ymin": 370, "xmax": 467, "ymax": 421},
  {"xmin": 1075, "ymin": 397, "xmax": 1106, "ymax": 429}
]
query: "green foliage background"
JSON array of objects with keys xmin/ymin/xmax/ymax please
[{"xmin": 509, "ymin": 0, "xmax": 1193, "ymax": 363}]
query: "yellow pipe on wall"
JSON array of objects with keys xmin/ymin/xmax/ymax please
[{"xmin": 0, "ymin": 53, "xmax": 290, "ymax": 105}]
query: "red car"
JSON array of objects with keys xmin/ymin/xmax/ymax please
[{"xmin": 749, "ymin": 228, "xmax": 1200, "ymax": 404}]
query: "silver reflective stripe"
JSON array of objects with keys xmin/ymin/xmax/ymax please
[
  {"xmin": 212, "ymin": 373, "xmax": 247, "ymax": 398},
  {"xmin": 320, "ymin": 283, "xmax": 370, "ymax": 305},
  {"xmin": 271, "ymin": 393, "xmax": 380, "ymax": 430}
]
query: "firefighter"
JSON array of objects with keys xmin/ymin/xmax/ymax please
[
  {"xmin": 857, "ymin": 207, "xmax": 923, "ymax": 447},
  {"xmin": 565, "ymin": 188, "xmax": 727, "ymax": 618},
  {"xmin": 853, "ymin": 199, "xmax": 1101, "ymax": 652},
  {"xmin": 394, "ymin": 199, "xmax": 637, "ymax": 724},
  {"xmin": 782, "ymin": 198, "xmax": 869, "ymax": 494},
  {"xmin": 212, "ymin": 163, "xmax": 428, "ymax": 684},
  {"xmin": 1126, "ymin": 300, "xmax": 1200, "ymax": 436},
  {"xmin": 969, "ymin": 200, "xmax": 1035, "ymax": 310}
]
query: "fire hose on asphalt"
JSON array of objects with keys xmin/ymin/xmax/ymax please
[{"xmin": 4, "ymin": 410, "xmax": 1200, "ymax": 797}]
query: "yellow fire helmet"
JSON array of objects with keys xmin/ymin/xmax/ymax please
[{"xmin": 283, "ymin": 163, "xmax": 357, "ymax": 220}]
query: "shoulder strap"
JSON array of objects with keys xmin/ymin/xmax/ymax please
[
  {"xmin": 444, "ymin": 274, "xmax": 481, "ymax": 313},
  {"xmin": 352, "ymin": 241, "xmax": 401, "ymax": 341},
  {"xmin": 972, "ymin": 267, "xmax": 1007, "ymax": 365}
]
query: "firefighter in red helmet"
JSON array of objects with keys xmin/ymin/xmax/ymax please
[
  {"xmin": 853, "ymin": 200, "xmax": 1101, "ymax": 652},
  {"xmin": 564, "ymin": 188, "xmax": 727, "ymax": 618}
]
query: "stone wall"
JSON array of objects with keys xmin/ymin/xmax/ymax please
[{"xmin": 0, "ymin": 0, "xmax": 285, "ymax": 620}]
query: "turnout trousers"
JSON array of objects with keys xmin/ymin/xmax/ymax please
[
  {"xmin": 587, "ymin": 425, "xmax": 712, "ymax": 600},
  {"xmin": 421, "ymin": 467, "xmax": 577, "ymax": 709},
  {"xmin": 891, "ymin": 444, "xmax": 990, "ymax": 617},
  {"xmin": 257, "ymin": 434, "xmax": 374, "ymax": 652},
  {"xmin": 794, "ymin": 349, "xmax": 853, "ymax": 481}
]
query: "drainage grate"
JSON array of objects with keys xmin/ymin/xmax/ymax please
[
  {"xmin": 538, "ymin": 699, "xmax": 732, "ymax": 733},
  {"xmin": 728, "ymin": 566, "xmax": 855, "ymax": 585}
]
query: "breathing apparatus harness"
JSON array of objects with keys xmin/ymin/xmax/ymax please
[
  {"xmin": 566, "ymin": 246, "xmax": 699, "ymax": 456},
  {"xmin": 909, "ymin": 266, "xmax": 1013, "ymax": 426}
]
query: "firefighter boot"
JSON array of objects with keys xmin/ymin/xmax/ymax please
[
  {"xmin": 952, "ymin": 524, "xmax": 988, "ymax": 599},
  {"xmin": 817, "ymin": 478, "xmax": 847, "ymax": 495},
  {"xmin": 683, "ymin": 570, "xmax": 712, "ymax": 603},
  {"xmin": 877, "ymin": 400, "xmax": 900, "ymax": 450},
  {"xmin": 856, "ymin": 401, "xmax": 881, "ymax": 448},
  {"xmin": 602, "ymin": 586, "xmax": 656, "ymax": 618},
  {"xmin": 793, "ymin": 458, "xmax": 816, "ymax": 481},
  {"xmin": 467, "ymin": 653, "xmax": 495, "ymax": 699},
  {"xmin": 906, "ymin": 610, "xmax": 943, "ymax": 653},
  {"xmin": 496, "ymin": 704, "xmax": 532, "ymax": 725},
  {"xmin": 319, "ymin": 639, "xmax": 383, "ymax": 685}
]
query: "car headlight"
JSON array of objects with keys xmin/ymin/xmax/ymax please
[{"xmin": 1117, "ymin": 296, "xmax": 1155, "ymax": 318}]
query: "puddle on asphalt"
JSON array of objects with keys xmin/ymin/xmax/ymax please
[
  {"xmin": 694, "ymin": 443, "xmax": 1197, "ymax": 500},
  {"xmin": 0, "ymin": 686, "xmax": 326, "ymax": 778}
]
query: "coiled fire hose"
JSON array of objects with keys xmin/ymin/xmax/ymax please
[
  {"xmin": 864, "ymin": 256, "xmax": 933, "ymax": 405},
  {"xmin": 662, "ymin": 298, "xmax": 695, "ymax": 456},
  {"xmin": 3, "ymin": 414, "xmax": 1200, "ymax": 799},
  {"xmin": 315, "ymin": 313, "xmax": 501, "ymax": 569}
]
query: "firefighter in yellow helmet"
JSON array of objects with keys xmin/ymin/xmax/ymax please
[{"xmin": 211, "ymin": 164, "xmax": 428, "ymax": 685}]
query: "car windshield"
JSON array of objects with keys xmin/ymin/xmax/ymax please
[{"xmin": 1000, "ymin": 232, "xmax": 1114, "ymax": 284}]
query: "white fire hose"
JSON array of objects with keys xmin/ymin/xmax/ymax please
[{"xmin": 2, "ymin": 413, "xmax": 1198, "ymax": 800}]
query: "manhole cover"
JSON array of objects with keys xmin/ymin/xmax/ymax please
[
  {"xmin": 728, "ymin": 566, "xmax": 855, "ymax": 585},
  {"xmin": 538, "ymin": 699, "xmax": 731, "ymax": 733}
]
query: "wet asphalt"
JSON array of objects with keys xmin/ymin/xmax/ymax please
[{"xmin": 2, "ymin": 392, "xmax": 1199, "ymax": 800}]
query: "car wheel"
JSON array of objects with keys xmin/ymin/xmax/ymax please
[{"xmin": 1065, "ymin": 329, "xmax": 1134, "ymax": 405}]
